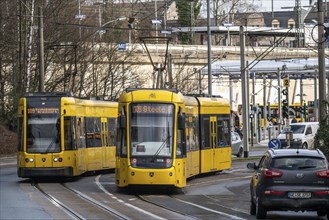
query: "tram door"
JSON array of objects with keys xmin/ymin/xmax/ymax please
[
  {"xmin": 210, "ymin": 116, "xmax": 218, "ymax": 170},
  {"xmin": 200, "ymin": 116, "xmax": 218, "ymax": 173}
]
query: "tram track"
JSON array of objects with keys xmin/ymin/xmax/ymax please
[
  {"xmin": 32, "ymin": 181, "xmax": 130, "ymax": 220},
  {"xmin": 136, "ymin": 194, "xmax": 199, "ymax": 220},
  {"xmin": 136, "ymin": 194, "xmax": 248, "ymax": 220},
  {"xmin": 32, "ymin": 182, "xmax": 85, "ymax": 220}
]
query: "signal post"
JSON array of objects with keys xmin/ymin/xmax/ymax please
[{"xmin": 282, "ymin": 77, "xmax": 292, "ymax": 148}]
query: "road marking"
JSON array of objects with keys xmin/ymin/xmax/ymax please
[
  {"xmin": 0, "ymin": 157, "xmax": 16, "ymax": 166},
  {"xmin": 95, "ymin": 175, "xmax": 166, "ymax": 220},
  {"xmin": 174, "ymin": 197, "xmax": 246, "ymax": 220}
]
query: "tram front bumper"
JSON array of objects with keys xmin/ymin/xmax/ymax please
[
  {"xmin": 17, "ymin": 167, "xmax": 73, "ymax": 178},
  {"xmin": 127, "ymin": 167, "xmax": 176, "ymax": 186}
]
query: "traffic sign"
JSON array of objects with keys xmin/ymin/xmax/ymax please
[
  {"xmin": 268, "ymin": 139, "xmax": 281, "ymax": 149},
  {"xmin": 118, "ymin": 42, "xmax": 126, "ymax": 51}
]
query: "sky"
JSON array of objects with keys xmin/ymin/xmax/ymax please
[
  {"xmin": 200, "ymin": 0, "xmax": 314, "ymax": 19},
  {"xmin": 256, "ymin": 0, "xmax": 312, "ymax": 11}
]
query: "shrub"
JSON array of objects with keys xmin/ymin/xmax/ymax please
[
  {"xmin": 314, "ymin": 103, "xmax": 329, "ymax": 160},
  {"xmin": 0, "ymin": 124, "xmax": 17, "ymax": 156}
]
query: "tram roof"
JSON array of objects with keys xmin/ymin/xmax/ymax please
[{"xmin": 201, "ymin": 58, "xmax": 329, "ymax": 79}]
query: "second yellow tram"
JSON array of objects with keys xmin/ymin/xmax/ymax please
[
  {"xmin": 115, "ymin": 89, "xmax": 232, "ymax": 188},
  {"xmin": 17, "ymin": 92, "xmax": 118, "ymax": 178}
]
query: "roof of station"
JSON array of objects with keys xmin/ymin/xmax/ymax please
[
  {"xmin": 171, "ymin": 26, "xmax": 300, "ymax": 37},
  {"xmin": 201, "ymin": 58, "xmax": 329, "ymax": 79}
]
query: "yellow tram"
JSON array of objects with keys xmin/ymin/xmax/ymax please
[
  {"xmin": 17, "ymin": 92, "xmax": 118, "ymax": 178},
  {"xmin": 115, "ymin": 89, "xmax": 232, "ymax": 188}
]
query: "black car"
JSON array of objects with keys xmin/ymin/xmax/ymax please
[{"xmin": 247, "ymin": 148, "xmax": 329, "ymax": 219}]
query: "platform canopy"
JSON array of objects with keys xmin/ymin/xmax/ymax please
[{"xmin": 201, "ymin": 58, "xmax": 329, "ymax": 80}]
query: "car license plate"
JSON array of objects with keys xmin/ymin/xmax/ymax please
[{"xmin": 288, "ymin": 192, "xmax": 311, "ymax": 199}]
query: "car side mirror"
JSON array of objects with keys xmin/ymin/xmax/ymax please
[{"xmin": 247, "ymin": 162, "xmax": 257, "ymax": 170}]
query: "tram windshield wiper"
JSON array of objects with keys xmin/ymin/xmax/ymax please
[{"xmin": 151, "ymin": 135, "xmax": 170, "ymax": 162}]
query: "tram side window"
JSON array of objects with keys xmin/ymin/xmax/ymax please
[
  {"xmin": 18, "ymin": 117, "xmax": 23, "ymax": 151},
  {"xmin": 117, "ymin": 127, "xmax": 127, "ymax": 157},
  {"xmin": 176, "ymin": 128, "xmax": 186, "ymax": 157},
  {"xmin": 64, "ymin": 116, "xmax": 76, "ymax": 150},
  {"xmin": 185, "ymin": 116, "xmax": 198, "ymax": 152},
  {"xmin": 202, "ymin": 117, "xmax": 210, "ymax": 149},
  {"xmin": 192, "ymin": 116, "xmax": 199, "ymax": 151},
  {"xmin": 185, "ymin": 117, "xmax": 190, "ymax": 152},
  {"xmin": 217, "ymin": 118, "xmax": 230, "ymax": 147},
  {"xmin": 76, "ymin": 117, "xmax": 86, "ymax": 148},
  {"xmin": 107, "ymin": 118, "xmax": 117, "ymax": 146},
  {"xmin": 86, "ymin": 117, "xmax": 102, "ymax": 148}
]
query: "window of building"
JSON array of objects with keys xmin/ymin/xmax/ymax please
[
  {"xmin": 272, "ymin": 19, "xmax": 280, "ymax": 28},
  {"xmin": 288, "ymin": 18, "xmax": 295, "ymax": 28}
]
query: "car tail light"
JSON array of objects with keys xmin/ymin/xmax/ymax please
[
  {"xmin": 315, "ymin": 191, "xmax": 329, "ymax": 195},
  {"xmin": 264, "ymin": 169, "xmax": 283, "ymax": 178},
  {"xmin": 316, "ymin": 170, "xmax": 329, "ymax": 178},
  {"xmin": 264, "ymin": 190, "xmax": 284, "ymax": 195}
]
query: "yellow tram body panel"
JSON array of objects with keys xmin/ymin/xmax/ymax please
[
  {"xmin": 17, "ymin": 150, "xmax": 80, "ymax": 176},
  {"xmin": 116, "ymin": 158, "xmax": 186, "ymax": 188},
  {"xmin": 186, "ymin": 150, "xmax": 200, "ymax": 178}
]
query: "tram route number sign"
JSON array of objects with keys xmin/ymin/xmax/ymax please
[{"xmin": 283, "ymin": 78, "xmax": 290, "ymax": 87}]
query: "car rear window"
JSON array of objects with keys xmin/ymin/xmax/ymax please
[{"xmin": 271, "ymin": 157, "xmax": 328, "ymax": 170}]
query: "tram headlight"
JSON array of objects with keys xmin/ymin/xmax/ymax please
[
  {"xmin": 53, "ymin": 157, "xmax": 63, "ymax": 162},
  {"xmin": 25, "ymin": 158, "xmax": 34, "ymax": 163}
]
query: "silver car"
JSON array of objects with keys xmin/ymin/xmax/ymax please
[{"xmin": 231, "ymin": 131, "xmax": 243, "ymax": 157}]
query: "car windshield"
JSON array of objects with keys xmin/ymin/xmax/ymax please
[
  {"xmin": 271, "ymin": 157, "xmax": 328, "ymax": 170},
  {"xmin": 281, "ymin": 125, "xmax": 305, "ymax": 134},
  {"xmin": 290, "ymin": 125, "xmax": 306, "ymax": 134}
]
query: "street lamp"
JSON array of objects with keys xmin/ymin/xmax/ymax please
[
  {"xmin": 97, "ymin": 17, "xmax": 127, "ymax": 38},
  {"xmin": 223, "ymin": 23, "xmax": 233, "ymax": 46}
]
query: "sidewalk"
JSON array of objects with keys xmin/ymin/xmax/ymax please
[{"xmin": 253, "ymin": 139, "xmax": 269, "ymax": 148}]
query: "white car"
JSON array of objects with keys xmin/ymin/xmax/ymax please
[
  {"xmin": 277, "ymin": 122, "xmax": 319, "ymax": 149},
  {"xmin": 231, "ymin": 131, "xmax": 243, "ymax": 157}
]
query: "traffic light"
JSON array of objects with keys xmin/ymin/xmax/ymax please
[
  {"xmin": 282, "ymin": 99, "xmax": 289, "ymax": 118},
  {"xmin": 301, "ymin": 105, "xmax": 308, "ymax": 115},
  {"xmin": 281, "ymin": 88, "xmax": 288, "ymax": 96}
]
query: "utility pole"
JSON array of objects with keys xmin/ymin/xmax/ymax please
[
  {"xmin": 240, "ymin": 26, "xmax": 249, "ymax": 157},
  {"xmin": 207, "ymin": 0, "xmax": 212, "ymax": 95},
  {"xmin": 38, "ymin": 7, "xmax": 45, "ymax": 92},
  {"xmin": 318, "ymin": 0, "xmax": 326, "ymax": 122}
]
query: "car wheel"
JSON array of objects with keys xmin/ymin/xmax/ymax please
[
  {"xmin": 256, "ymin": 198, "xmax": 267, "ymax": 219},
  {"xmin": 302, "ymin": 142, "xmax": 308, "ymax": 149},
  {"xmin": 317, "ymin": 210, "xmax": 326, "ymax": 216},
  {"xmin": 250, "ymin": 200, "xmax": 256, "ymax": 215},
  {"xmin": 237, "ymin": 147, "xmax": 243, "ymax": 157}
]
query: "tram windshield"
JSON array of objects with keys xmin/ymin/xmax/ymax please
[
  {"xmin": 130, "ymin": 103, "xmax": 174, "ymax": 158},
  {"xmin": 26, "ymin": 99, "xmax": 61, "ymax": 153}
]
